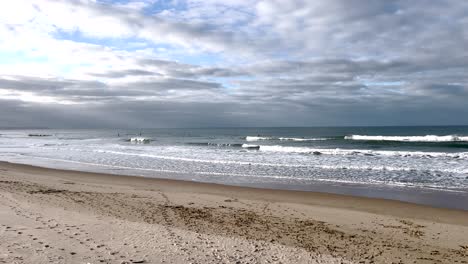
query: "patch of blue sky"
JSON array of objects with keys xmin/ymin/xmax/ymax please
[
  {"xmin": 97, "ymin": 0, "xmax": 129, "ymax": 4},
  {"xmin": 211, "ymin": 75, "xmax": 256, "ymax": 91},
  {"xmin": 59, "ymin": 64, "xmax": 79, "ymax": 75},
  {"xmin": 170, "ymin": 52, "xmax": 224, "ymax": 67},
  {"xmin": 53, "ymin": 29, "xmax": 226, "ymax": 67},
  {"xmin": 53, "ymin": 30, "xmax": 150, "ymax": 52},
  {"xmin": 0, "ymin": 50, "xmax": 48, "ymax": 64},
  {"xmin": 208, "ymin": 77, "xmax": 236, "ymax": 90},
  {"xmin": 97, "ymin": 0, "xmax": 184, "ymax": 15},
  {"xmin": 143, "ymin": 0, "xmax": 186, "ymax": 15}
]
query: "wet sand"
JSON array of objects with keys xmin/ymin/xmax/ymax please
[{"xmin": 0, "ymin": 161, "xmax": 467, "ymax": 263}]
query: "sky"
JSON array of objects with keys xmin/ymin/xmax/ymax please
[{"xmin": 0, "ymin": 0, "xmax": 467, "ymax": 128}]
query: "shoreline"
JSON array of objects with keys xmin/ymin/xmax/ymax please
[
  {"xmin": 1, "ymin": 160, "xmax": 468, "ymax": 263},
  {"xmin": 2, "ymin": 158, "xmax": 468, "ymax": 211},
  {"xmin": 1, "ymin": 160, "xmax": 468, "ymax": 224}
]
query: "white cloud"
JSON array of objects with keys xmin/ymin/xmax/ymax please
[{"xmin": 0, "ymin": 0, "xmax": 467, "ymax": 126}]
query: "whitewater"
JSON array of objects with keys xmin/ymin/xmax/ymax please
[
  {"xmin": 345, "ymin": 134, "xmax": 468, "ymax": 142},
  {"xmin": 0, "ymin": 127, "xmax": 468, "ymax": 195}
]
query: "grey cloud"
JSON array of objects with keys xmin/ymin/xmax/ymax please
[
  {"xmin": 411, "ymin": 83, "xmax": 468, "ymax": 97},
  {"xmin": 67, "ymin": 0, "xmax": 261, "ymax": 54},
  {"xmin": 2, "ymin": 1, "xmax": 468, "ymax": 127},
  {"xmin": 138, "ymin": 59, "xmax": 248, "ymax": 78},
  {"xmin": 2, "ymin": 89, "xmax": 467, "ymax": 129},
  {"xmin": 89, "ymin": 69, "xmax": 160, "ymax": 78},
  {"xmin": 114, "ymin": 78, "xmax": 222, "ymax": 93},
  {"xmin": 0, "ymin": 77, "xmax": 104, "ymax": 92},
  {"xmin": 55, "ymin": 0, "xmax": 468, "ymax": 62},
  {"xmin": 251, "ymin": 0, "xmax": 468, "ymax": 62},
  {"xmin": 0, "ymin": 75, "xmax": 224, "ymax": 102}
]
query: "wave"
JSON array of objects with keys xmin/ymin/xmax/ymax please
[
  {"xmin": 42, "ymin": 143, "xmax": 69, "ymax": 147},
  {"xmin": 345, "ymin": 135, "xmax": 468, "ymax": 142},
  {"xmin": 278, "ymin": 137, "xmax": 330, "ymax": 141},
  {"xmin": 10, "ymin": 153, "xmax": 466, "ymax": 193},
  {"xmin": 28, "ymin": 134, "xmax": 52, "ymax": 137},
  {"xmin": 241, "ymin": 144, "xmax": 260, "ymax": 149},
  {"xmin": 255, "ymin": 145, "xmax": 468, "ymax": 159},
  {"xmin": 12, "ymin": 155, "xmax": 467, "ymax": 192},
  {"xmin": 246, "ymin": 136, "xmax": 330, "ymax": 142},
  {"xmin": 57, "ymin": 137, "xmax": 109, "ymax": 142},
  {"xmin": 190, "ymin": 137, "xmax": 329, "ymax": 148},
  {"xmin": 128, "ymin": 137, "xmax": 152, "ymax": 143},
  {"xmin": 91, "ymin": 149, "xmax": 268, "ymax": 166},
  {"xmin": 84, "ymin": 147, "xmax": 468, "ymax": 174},
  {"xmin": 245, "ymin": 136, "xmax": 273, "ymax": 141},
  {"xmin": 53, "ymin": 142, "xmax": 468, "ymax": 161},
  {"xmin": 51, "ymin": 149, "xmax": 468, "ymax": 175},
  {"xmin": 187, "ymin": 142, "xmax": 243, "ymax": 147}
]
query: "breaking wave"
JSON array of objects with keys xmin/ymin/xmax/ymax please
[
  {"xmin": 187, "ymin": 142, "xmax": 243, "ymax": 147},
  {"xmin": 246, "ymin": 136, "xmax": 330, "ymax": 142},
  {"xmin": 241, "ymin": 144, "xmax": 260, "ymax": 149},
  {"xmin": 278, "ymin": 137, "xmax": 330, "ymax": 141},
  {"xmin": 255, "ymin": 145, "xmax": 468, "ymax": 159},
  {"xmin": 80, "ymin": 149, "xmax": 468, "ymax": 175},
  {"xmin": 182, "ymin": 141, "xmax": 468, "ymax": 159},
  {"xmin": 20, "ymin": 155, "xmax": 466, "ymax": 190},
  {"xmin": 345, "ymin": 135, "xmax": 468, "ymax": 142},
  {"xmin": 128, "ymin": 137, "xmax": 152, "ymax": 143},
  {"xmin": 84, "ymin": 149, "xmax": 465, "ymax": 171},
  {"xmin": 245, "ymin": 136, "xmax": 273, "ymax": 141}
]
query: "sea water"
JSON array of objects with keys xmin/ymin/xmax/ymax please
[{"xmin": 1, "ymin": 127, "xmax": 467, "ymax": 208}]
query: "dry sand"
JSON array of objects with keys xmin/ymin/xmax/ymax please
[{"xmin": 0, "ymin": 161, "xmax": 467, "ymax": 264}]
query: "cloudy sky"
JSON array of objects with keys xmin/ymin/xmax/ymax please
[{"xmin": 1, "ymin": 0, "xmax": 467, "ymax": 128}]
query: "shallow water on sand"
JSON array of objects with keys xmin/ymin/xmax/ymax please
[{"xmin": 1, "ymin": 127, "xmax": 467, "ymax": 209}]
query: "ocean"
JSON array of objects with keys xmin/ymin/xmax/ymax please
[{"xmin": 1, "ymin": 126, "xmax": 467, "ymax": 209}]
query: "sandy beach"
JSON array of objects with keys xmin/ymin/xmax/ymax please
[{"xmin": 0, "ymin": 161, "xmax": 467, "ymax": 264}]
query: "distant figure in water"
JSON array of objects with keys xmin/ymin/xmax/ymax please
[
  {"xmin": 117, "ymin": 133, "xmax": 120, "ymax": 137},
  {"xmin": 139, "ymin": 131, "xmax": 142, "ymax": 136}
]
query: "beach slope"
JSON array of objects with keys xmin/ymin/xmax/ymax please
[{"xmin": 0, "ymin": 161, "xmax": 467, "ymax": 263}]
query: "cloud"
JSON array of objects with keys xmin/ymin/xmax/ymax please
[
  {"xmin": 89, "ymin": 69, "xmax": 160, "ymax": 78},
  {"xmin": 138, "ymin": 59, "xmax": 248, "ymax": 78},
  {"xmin": 0, "ymin": 0, "xmax": 467, "ymax": 127}
]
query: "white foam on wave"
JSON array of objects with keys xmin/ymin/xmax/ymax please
[
  {"xmin": 93, "ymin": 149, "xmax": 265, "ymax": 166},
  {"xmin": 245, "ymin": 136, "xmax": 273, "ymax": 141},
  {"xmin": 241, "ymin": 144, "xmax": 260, "ymax": 149},
  {"xmin": 345, "ymin": 135, "xmax": 468, "ymax": 142},
  {"xmin": 11, "ymin": 155, "xmax": 466, "ymax": 192},
  {"xmin": 130, "ymin": 137, "xmax": 151, "ymax": 143},
  {"xmin": 278, "ymin": 137, "xmax": 329, "ymax": 141},
  {"xmin": 313, "ymin": 164, "xmax": 468, "ymax": 174},
  {"xmin": 48, "ymin": 144, "xmax": 468, "ymax": 174},
  {"xmin": 87, "ymin": 149, "xmax": 468, "ymax": 174},
  {"xmin": 246, "ymin": 136, "xmax": 329, "ymax": 141},
  {"xmin": 257, "ymin": 145, "xmax": 468, "ymax": 159}
]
